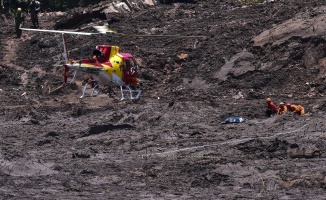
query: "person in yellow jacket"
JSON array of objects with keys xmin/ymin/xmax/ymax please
[
  {"xmin": 278, "ymin": 102, "xmax": 287, "ymax": 115},
  {"xmin": 15, "ymin": 8, "xmax": 25, "ymax": 38},
  {"xmin": 286, "ymin": 103, "xmax": 305, "ymax": 115}
]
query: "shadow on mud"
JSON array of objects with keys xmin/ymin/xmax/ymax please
[{"xmin": 82, "ymin": 123, "xmax": 134, "ymax": 137}]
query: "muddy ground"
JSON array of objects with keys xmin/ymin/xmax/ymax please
[{"xmin": 0, "ymin": 0, "xmax": 326, "ymax": 199}]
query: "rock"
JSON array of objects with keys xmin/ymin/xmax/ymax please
[
  {"xmin": 72, "ymin": 151, "xmax": 91, "ymax": 159},
  {"xmin": 288, "ymin": 143, "xmax": 321, "ymax": 158}
]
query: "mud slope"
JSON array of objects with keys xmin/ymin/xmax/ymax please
[{"xmin": 0, "ymin": 0, "xmax": 326, "ymax": 199}]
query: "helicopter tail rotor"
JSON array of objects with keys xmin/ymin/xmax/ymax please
[{"xmin": 93, "ymin": 25, "xmax": 117, "ymax": 36}]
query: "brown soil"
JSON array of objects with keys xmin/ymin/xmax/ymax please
[{"xmin": 0, "ymin": 0, "xmax": 326, "ymax": 199}]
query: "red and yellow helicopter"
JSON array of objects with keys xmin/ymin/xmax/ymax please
[{"xmin": 21, "ymin": 26, "xmax": 205, "ymax": 100}]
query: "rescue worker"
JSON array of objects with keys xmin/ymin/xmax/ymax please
[
  {"xmin": 88, "ymin": 75, "xmax": 95, "ymax": 88},
  {"xmin": 266, "ymin": 97, "xmax": 278, "ymax": 117},
  {"xmin": 18, "ymin": 0, "xmax": 28, "ymax": 13},
  {"xmin": 131, "ymin": 77, "xmax": 139, "ymax": 88},
  {"xmin": 29, "ymin": 0, "xmax": 39, "ymax": 28},
  {"xmin": 1, "ymin": 0, "xmax": 10, "ymax": 15},
  {"xmin": 0, "ymin": 0, "xmax": 4, "ymax": 22},
  {"xmin": 83, "ymin": 75, "xmax": 97, "ymax": 88},
  {"xmin": 286, "ymin": 103, "xmax": 305, "ymax": 115},
  {"xmin": 14, "ymin": 7, "xmax": 25, "ymax": 38},
  {"xmin": 278, "ymin": 102, "xmax": 288, "ymax": 115}
]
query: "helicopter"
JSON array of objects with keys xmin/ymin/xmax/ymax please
[{"xmin": 21, "ymin": 26, "xmax": 205, "ymax": 100}]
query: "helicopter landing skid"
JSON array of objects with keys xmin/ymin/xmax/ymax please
[
  {"xmin": 80, "ymin": 80, "xmax": 100, "ymax": 98},
  {"xmin": 120, "ymin": 86, "xmax": 141, "ymax": 100}
]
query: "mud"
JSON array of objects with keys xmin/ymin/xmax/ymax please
[{"xmin": 0, "ymin": 0, "xmax": 326, "ymax": 199}]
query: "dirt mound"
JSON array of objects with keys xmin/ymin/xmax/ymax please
[{"xmin": 1, "ymin": 0, "xmax": 326, "ymax": 199}]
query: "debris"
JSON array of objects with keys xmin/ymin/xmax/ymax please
[
  {"xmin": 21, "ymin": 92, "xmax": 26, "ymax": 96},
  {"xmin": 122, "ymin": 0, "xmax": 133, "ymax": 11},
  {"xmin": 177, "ymin": 53, "xmax": 188, "ymax": 61},
  {"xmin": 72, "ymin": 151, "xmax": 91, "ymax": 159},
  {"xmin": 48, "ymin": 85, "xmax": 63, "ymax": 94},
  {"xmin": 221, "ymin": 116, "xmax": 246, "ymax": 124},
  {"xmin": 45, "ymin": 131, "xmax": 60, "ymax": 137},
  {"xmin": 233, "ymin": 91, "xmax": 244, "ymax": 99}
]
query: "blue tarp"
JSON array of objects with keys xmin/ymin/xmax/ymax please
[{"xmin": 221, "ymin": 116, "xmax": 246, "ymax": 124}]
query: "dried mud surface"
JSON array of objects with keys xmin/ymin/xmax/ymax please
[{"xmin": 0, "ymin": 0, "xmax": 326, "ymax": 199}]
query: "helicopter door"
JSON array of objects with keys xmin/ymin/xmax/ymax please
[
  {"xmin": 129, "ymin": 58, "xmax": 138, "ymax": 77},
  {"xmin": 123, "ymin": 59, "xmax": 132, "ymax": 85}
]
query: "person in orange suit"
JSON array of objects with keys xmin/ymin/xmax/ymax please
[
  {"xmin": 266, "ymin": 98, "xmax": 278, "ymax": 117},
  {"xmin": 131, "ymin": 77, "xmax": 139, "ymax": 88},
  {"xmin": 278, "ymin": 102, "xmax": 288, "ymax": 115},
  {"xmin": 286, "ymin": 103, "xmax": 305, "ymax": 115}
]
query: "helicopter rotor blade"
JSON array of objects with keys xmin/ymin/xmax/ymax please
[
  {"xmin": 115, "ymin": 33, "xmax": 206, "ymax": 38},
  {"xmin": 20, "ymin": 28, "xmax": 100, "ymax": 35},
  {"xmin": 21, "ymin": 27, "xmax": 206, "ymax": 38},
  {"xmin": 93, "ymin": 25, "xmax": 206, "ymax": 38}
]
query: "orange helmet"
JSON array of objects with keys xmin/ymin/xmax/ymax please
[{"xmin": 266, "ymin": 98, "xmax": 272, "ymax": 102}]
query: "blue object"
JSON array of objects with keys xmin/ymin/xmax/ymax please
[{"xmin": 222, "ymin": 116, "xmax": 246, "ymax": 124}]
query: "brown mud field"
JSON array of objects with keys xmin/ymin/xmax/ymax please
[{"xmin": 0, "ymin": 0, "xmax": 326, "ymax": 199}]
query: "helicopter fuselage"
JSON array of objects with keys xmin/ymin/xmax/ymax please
[{"xmin": 64, "ymin": 45, "xmax": 139, "ymax": 87}]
